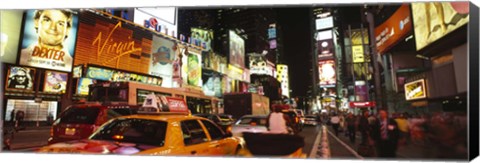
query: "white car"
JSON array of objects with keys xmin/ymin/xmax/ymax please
[
  {"xmin": 231, "ymin": 115, "xmax": 268, "ymax": 137},
  {"xmin": 304, "ymin": 115, "xmax": 318, "ymax": 126}
]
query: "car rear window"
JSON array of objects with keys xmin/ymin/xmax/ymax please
[
  {"xmin": 90, "ymin": 118, "xmax": 167, "ymax": 147},
  {"xmin": 59, "ymin": 107, "xmax": 101, "ymax": 124},
  {"xmin": 237, "ymin": 117, "xmax": 267, "ymax": 126}
]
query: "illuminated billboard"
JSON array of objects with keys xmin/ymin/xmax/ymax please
[
  {"xmin": 412, "ymin": 2, "xmax": 469, "ymax": 51},
  {"xmin": 229, "ymin": 30, "xmax": 245, "ymax": 69},
  {"xmin": 374, "ymin": 4, "xmax": 412, "ymax": 54},
  {"xmin": 317, "ymin": 39, "xmax": 335, "ymax": 60},
  {"xmin": 76, "ymin": 78, "xmax": 94, "ymax": 95},
  {"xmin": 133, "ymin": 7, "xmax": 178, "ymax": 37},
  {"xmin": 5, "ymin": 66, "xmax": 35, "ymax": 91},
  {"xmin": 187, "ymin": 51, "xmax": 202, "ymax": 87},
  {"xmin": 43, "ymin": 71, "xmax": 68, "ymax": 93},
  {"xmin": 19, "ymin": 10, "xmax": 79, "ymax": 72},
  {"xmin": 0, "ymin": 10, "xmax": 23, "ymax": 64},
  {"xmin": 150, "ymin": 35, "xmax": 175, "ymax": 87},
  {"xmin": 276, "ymin": 64, "xmax": 290, "ymax": 98},
  {"xmin": 315, "ymin": 16, "xmax": 334, "ymax": 30},
  {"xmin": 318, "ymin": 60, "xmax": 336, "ymax": 88},
  {"xmin": 191, "ymin": 28, "xmax": 213, "ymax": 51},
  {"xmin": 404, "ymin": 79, "xmax": 427, "ymax": 101}
]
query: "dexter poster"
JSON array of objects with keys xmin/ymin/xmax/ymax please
[{"xmin": 19, "ymin": 10, "xmax": 79, "ymax": 72}]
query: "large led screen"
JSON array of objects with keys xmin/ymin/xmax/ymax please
[
  {"xmin": 19, "ymin": 10, "xmax": 79, "ymax": 72},
  {"xmin": 191, "ymin": 28, "xmax": 213, "ymax": 51},
  {"xmin": 229, "ymin": 30, "xmax": 245, "ymax": 69},
  {"xmin": 318, "ymin": 60, "xmax": 336, "ymax": 87},
  {"xmin": 412, "ymin": 2, "xmax": 469, "ymax": 51}
]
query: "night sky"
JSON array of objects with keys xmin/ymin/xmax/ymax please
[{"xmin": 276, "ymin": 7, "xmax": 312, "ymax": 98}]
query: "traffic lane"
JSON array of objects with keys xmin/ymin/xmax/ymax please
[
  {"xmin": 10, "ymin": 129, "xmax": 50, "ymax": 151},
  {"xmin": 297, "ymin": 124, "xmax": 321, "ymax": 155},
  {"xmin": 326, "ymin": 128, "xmax": 363, "ymax": 159}
]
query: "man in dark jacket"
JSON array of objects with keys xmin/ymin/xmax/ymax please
[
  {"xmin": 358, "ymin": 110, "xmax": 371, "ymax": 145},
  {"xmin": 372, "ymin": 109, "xmax": 400, "ymax": 158}
]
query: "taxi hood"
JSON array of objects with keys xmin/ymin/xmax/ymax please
[{"xmin": 37, "ymin": 139, "xmax": 158, "ymax": 155}]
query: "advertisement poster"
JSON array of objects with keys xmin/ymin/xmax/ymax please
[
  {"xmin": 315, "ymin": 16, "xmax": 334, "ymax": 30},
  {"xmin": 133, "ymin": 7, "xmax": 178, "ymax": 37},
  {"xmin": 19, "ymin": 10, "xmax": 79, "ymax": 72},
  {"xmin": 77, "ymin": 78, "xmax": 94, "ymax": 95},
  {"xmin": 268, "ymin": 27, "xmax": 276, "ymax": 39},
  {"xmin": 318, "ymin": 60, "xmax": 336, "ymax": 87},
  {"xmin": 354, "ymin": 81, "xmax": 369, "ymax": 102},
  {"xmin": 150, "ymin": 35, "xmax": 175, "ymax": 87},
  {"xmin": 269, "ymin": 39, "xmax": 277, "ymax": 49},
  {"xmin": 6, "ymin": 66, "xmax": 35, "ymax": 91},
  {"xmin": 75, "ymin": 11, "xmax": 151, "ymax": 74},
  {"xmin": 317, "ymin": 39, "xmax": 335, "ymax": 60},
  {"xmin": 73, "ymin": 65, "xmax": 82, "ymax": 78},
  {"xmin": 352, "ymin": 45, "xmax": 365, "ymax": 63},
  {"xmin": 404, "ymin": 79, "xmax": 427, "ymax": 100},
  {"xmin": 191, "ymin": 28, "xmax": 213, "ymax": 51},
  {"xmin": 202, "ymin": 70, "xmax": 223, "ymax": 97},
  {"xmin": 85, "ymin": 66, "xmax": 114, "ymax": 81},
  {"xmin": 0, "ymin": 10, "xmax": 23, "ymax": 64},
  {"xmin": 229, "ymin": 30, "xmax": 245, "ymax": 69},
  {"xmin": 412, "ymin": 2, "xmax": 469, "ymax": 51},
  {"xmin": 44, "ymin": 71, "xmax": 68, "ymax": 93},
  {"xmin": 374, "ymin": 4, "xmax": 412, "ymax": 54},
  {"xmin": 187, "ymin": 51, "xmax": 202, "ymax": 87}
]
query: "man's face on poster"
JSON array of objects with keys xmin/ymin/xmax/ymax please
[
  {"xmin": 15, "ymin": 70, "xmax": 27, "ymax": 84},
  {"xmin": 35, "ymin": 10, "xmax": 70, "ymax": 47}
]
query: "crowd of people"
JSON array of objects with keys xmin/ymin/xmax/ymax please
[{"xmin": 319, "ymin": 109, "xmax": 468, "ymax": 159}]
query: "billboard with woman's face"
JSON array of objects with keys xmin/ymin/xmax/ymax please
[
  {"xmin": 6, "ymin": 66, "xmax": 35, "ymax": 91},
  {"xmin": 229, "ymin": 30, "xmax": 245, "ymax": 69}
]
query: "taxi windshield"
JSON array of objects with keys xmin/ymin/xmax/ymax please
[{"xmin": 90, "ymin": 118, "xmax": 167, "ymax": 147}]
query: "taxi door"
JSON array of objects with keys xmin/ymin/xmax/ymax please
[
  {"xmin": 200, "ymin": 120, "xmax": 236, "ymax": 155},
  {"xmin": 180, "ymin": 120, "xmax": 215, "ymax": 155}
]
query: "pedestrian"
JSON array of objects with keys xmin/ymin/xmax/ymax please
[
  {"xmin": 345, "ymin": 112, "xmax": 357, "ymax": 143},
  {"xmin": 266, "ymin": 104, "xmax": 291, "ymax": 134},
  {"xmin": 394, "ymin": 113, "xmax": 409, "ymax": 145},
  {"xmin": 330, "ymin": 113, "xmax": 340, "ymax": 136},
  {"xmin": 372, "ymin": 109, "xmax": 400, "ymax": 158},
  {"xmin": 358, "ymin": 110, "xmax": 371, "ymax": 145}
]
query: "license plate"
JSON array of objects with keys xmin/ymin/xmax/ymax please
[{"xmin": 65, "ymin": 128, "xmax": 76, "ymax": 136}]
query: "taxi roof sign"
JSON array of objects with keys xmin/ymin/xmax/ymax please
[{"xmin": 140, "ymin": 93, "xmax": 189, "ymax": 114}]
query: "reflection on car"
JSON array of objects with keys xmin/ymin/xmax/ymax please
[{"xmin": 231, "ymin": 115, "xmax": 268, "ymax": 137}]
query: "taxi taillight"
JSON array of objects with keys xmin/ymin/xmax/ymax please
[
  {"xmin": 113, "ymin": 135, "xmax": 124, "ymax": 140},
  {"xmin": 296, "ymin": 117, "xmax": 299, "ymax": 123},
  {"xmin": 250, "ymin": 122, "xmax": 257, "ymax": 126},
  {"xmin": 226, "ymin": 126, "xmax": 232, "ymax": 133}
]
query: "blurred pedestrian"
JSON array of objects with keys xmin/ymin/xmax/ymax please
[
  {"xmin": 266, "ymin": 104, "xmax": 291, "ymax": 134},
  {"xmin": 372, "ymin": 110, "xmax": 400, "ymax": 158},
  {"xmin": 395, "ymin": 113, "xmax": 409, "ymax": 145},
  {"xmin": 358, "ymin": 110, "xmax": 371, "ymax": 145},
  {"xmin": 345, "ymin": 112, "xmax": 357, "ymax": 143},
  {"xmin": 330, "ymin": 113, "xmax": 340, "ymax": 136}
]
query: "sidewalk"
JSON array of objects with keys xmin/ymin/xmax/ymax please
[
  {"xmin": 8, "ymin": 126, "xmax": 51, "ymax": 150},
  {"xmin": 325, "ymin": 126, "xmax": 437, "ymax": 159}
]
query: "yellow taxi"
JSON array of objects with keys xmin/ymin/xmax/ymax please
[{"xmin": 37, "ymin": 94, "xmax": 244, "ymax": 156}]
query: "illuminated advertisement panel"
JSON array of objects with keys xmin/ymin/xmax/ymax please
[
  {"xmin": 229, "ymin": 30, "xmax": 245, "ymax": 69},
  {"xmin": 374, "ymin": 4, "xmax": 412, "ymax": 54},
  {"xmin": 202, "ymin": 70, "xmax": 223, "ymax": 97},
  {"xmin": 315, "ymin": 16, "xmax": 334, "ymax": 30},
  {"xmin": 77, "ymin": 78, "xmax": 94, "ymax": 95},
  {"xmin": 404, "ymin": 79, "xmax": 427, "ymax": 101},
  {"xmin": 0, "ymin": 10, "xmax": 23, "ymax": 64},
  {"xmin": 317, "ymin": 39, "xmax": 334, "ymax": 60},
  {"xmin": 191, "ymin": 28, "xmax": 213, "ymax": 51},
  {"xmin": 133, "ymin": 7, "xmax": 177, "ymax": 37},
  {"xmin": 43, "ymin": 70, "xmax": 68, "ymax": 93},
  {"xmin": 5, "ymin": 66, "xmax": 36, "ymax": 91},
  {"xmin": 150, "ymin": 35, "xmax": 175, "ymax": 87},
  {"xmin": 352, "ymin": 45, "xmax": 365, "ymax": 63},
  {"xmin": 187, "ymin": 51, "xmax": 202, "ymax": 87},
  {"xmin": 412, "ymin": 2, "xmax": 469, "ymax": 51},
  {"xmin": 19, "ymin": 10, "xmax": 79, "ymax": 72},
  {"xmin": 318, "ymin": 60, "xmax": 336, "ymax": 88},
  {"xmin": 74, "ymin": 11, "xmax": 151, "ymax": 74}
]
